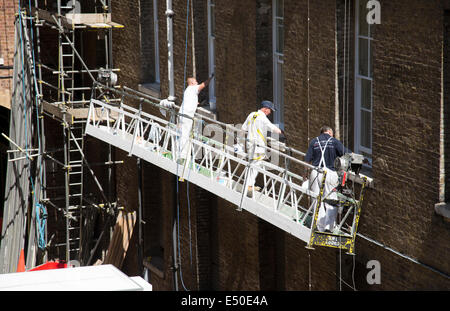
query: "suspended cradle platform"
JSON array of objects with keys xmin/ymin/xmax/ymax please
[{"xmin": 85, "ymin": 97, "xmax": 371, "ymax": 254}]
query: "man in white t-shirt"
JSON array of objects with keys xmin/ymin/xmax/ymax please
[
  {"xmin": 178, "ymin": 75, "xmax": 214, "ymax": 161},
  {"xmin": 241, "ymin": 100, "xmax": 283, "ymax": 195}
]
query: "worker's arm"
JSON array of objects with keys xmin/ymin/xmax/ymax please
[
  {"xmin": 272, "ymin": 126, "xmax": 282, "ymax": 135},
  {"xmin": 334, "ymin": 138, "xmax": 352, "ymax": 156},
  {"xmin": 198, "ymin": 73, "xmax": 215, "ymax": 92},
  {"xmin": 262, "ymin": 114, "xmax": 282, "ymax": 135}
]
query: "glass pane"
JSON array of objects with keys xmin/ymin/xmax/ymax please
[
  {"xmin": 358, "ymin": 0, "xmax": 369, "ymax": 37},
  {"xmin": 210, "ymin": 5, "xmax": 215, "ymax": 36},
  {"xmin": 360, "ymin": 110, "xmax": 372, "ymax": 149},
  {"xmin": 275, "ymin": 62, "xmax": 284, "ymax": 126},
  {"xmin": 361, "ymin": 78, "xmax": 372, "ymax": 110},
  {"xmin": 276, "ymin": 63, "xmax": 284, "ymax": 100},
  {"xmin": 358, "ymin": 38, "xmax": 369, "ymax": 76},
  {"xmin": 277, "ymin": 0, "xmax": 284, "ymax": 18},
  {"xmin": 277, "ymin": 22, "xmax": 284, "ymax": 54},
  {"xmin": 369, "ymin": 40, "xmax": 373, "ymax": 77}
]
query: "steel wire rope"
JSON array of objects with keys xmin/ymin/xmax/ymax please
[
  {"xmin": 347, "ymin": 0, "xmax": 356, "ymax": 290},
  {"xmin": 338, "ymin": 0, "xmax": 349, "ymax": 292},
  {"xmin": 346, "ymin": 0, "xmax": 356, "ymax": 290},
  {"xmin": 175, "ymin": 0, "xmax": 193, "ymax": 291},
  {"xmin": 184, "ymin": 0, "xmax": 194, "ymax": 271},
  {"xmin": 306, "ymin": 0, "xmax": 312, "ymax": 291}
]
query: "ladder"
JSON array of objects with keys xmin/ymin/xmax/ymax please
[
  {"xmin": 85, "ymin": 97, "xmax": 370, "ymax": 254},
  {"xmin": 66, "ymin": 119, "xmax": 85, "ymax": 262},
  {"xmin": 58, "ymin": 2, "xmax": 83, "ymax": 263}
]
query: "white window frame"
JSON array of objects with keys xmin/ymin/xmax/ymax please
[
  {"xmin": 354, "ymin": 0, "xmax": 373, "ymax": 159},
  {"xmin": 207, "ymin": 0, "xmax": 216, "ymax": 110},
  {"xmin": 272, "ymin": 0, "xmax": 284, "ymax": 129}
]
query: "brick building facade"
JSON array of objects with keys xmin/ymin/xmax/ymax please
[
  {"xmin": 108, "ymin": 0, "xmax": 450, "ymax": 290},
  {"xmin": 1, "ymin": 0, "xmax": 449, "ymax": 290}
]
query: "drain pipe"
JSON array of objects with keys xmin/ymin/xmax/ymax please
[{"xmin": 166, "ymin": 0, "xmax": 179, "ymax": 291}]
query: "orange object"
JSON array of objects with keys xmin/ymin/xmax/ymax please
[{"xmin": 17, "ymin": 249, "xmax": 25, "ymax": 272}]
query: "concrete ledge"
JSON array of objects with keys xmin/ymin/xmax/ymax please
[{"xmin": 434, "ymin": 202, "xmax": 450, "ymax": 220}]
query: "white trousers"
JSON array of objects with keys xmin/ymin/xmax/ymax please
[
  {"xmin": 177, "ymin": 117, "xmax": 193, "ymax": 159},
  {"xmin": 246, "ymin": 155, "xmax": 265, "ymax": 188},
  {"xmin": 309, "ymin": 168, "xmax": 339, "ymax": 232}
]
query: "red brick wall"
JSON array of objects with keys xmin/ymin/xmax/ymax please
[{"xmin": 0, "ymin": 0, "xmax": 17, "ymax": 109}]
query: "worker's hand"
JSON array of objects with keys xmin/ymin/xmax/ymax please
[
  {"xmin": 160, "ymin": 99, "xmax": 174, "ymax": 108},
  {"xmin": 209, "ymin": 73, "xmax": 215, "ymax": 80},
  {"xmin": 302, "ymin": 169, "xmax": 309, "ymax": 181}
]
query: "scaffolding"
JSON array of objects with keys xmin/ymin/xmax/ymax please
[{"xmin": 0, "ymin": 0, "xmax": 123, "ymax": 273}]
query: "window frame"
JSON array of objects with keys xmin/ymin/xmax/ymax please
[
  {"xmin": 354, "ymin": 0, "xmax": 373, "ymax": 159},
  {"xmin": 153, "ymin": 0, "xmax": 160, "ymax": 84},
  {"xmin": 272, "ymin": 0, "xmax": 284, "ymax": 129},
  {"xmin": 207, "ymin": 0, "xmax": 216, "ymax": 110}
]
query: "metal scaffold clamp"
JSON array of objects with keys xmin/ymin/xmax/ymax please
[{"xmin": 165, "ymin": 9, "xmax": 175, "ymax": 18}]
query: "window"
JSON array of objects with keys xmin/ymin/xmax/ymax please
[
  {"xmin": 354, "ymin": 0, "xmax": 373, "ymax": 160},
  {"xmin": 208, "ymin": 0, "xmax": 216, "ymax": 111},
  {"xmin": 273, "ymin": 0, "xmax": 284, "ymax": 129},
  {"xmin": 152, "ymin": 0, "xmax": 160, "ymax": 84},
  {"xmin": 138, "ymin": 0, "xmax": 160, "ymax": 97}
]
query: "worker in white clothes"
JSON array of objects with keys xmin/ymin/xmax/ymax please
[
  {"xmin": 177, "ymin": 74, "xmax": 214, "ymax": 161},
  {"xmin": 241, "ymin": 100, "xmax": 283, "ymax": 195},
  {"xmin": 305, "ymin": 125, "xmax": 351, "ymax": 232}
]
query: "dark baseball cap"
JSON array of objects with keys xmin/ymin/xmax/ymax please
[{"xmin": 261, "ymin": 100, "xmax": 276, "ymax": 111}]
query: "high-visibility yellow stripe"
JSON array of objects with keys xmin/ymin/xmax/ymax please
[
  {"xmin": 256, "ymin": 128, "xmax": 266, "ymax": 144},
  {"xmin": 250, "ymin": 112, "xmax": 267, "ymax": 144}
]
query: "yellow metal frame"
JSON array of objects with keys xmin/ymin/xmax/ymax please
[{"xmin": 306, "ymin": 174, "xmax": 368, "ymax": 255}]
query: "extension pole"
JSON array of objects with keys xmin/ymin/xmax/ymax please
[{"xmin": 166, "ymin": 0, "xmax": 175, "ymax": 101}]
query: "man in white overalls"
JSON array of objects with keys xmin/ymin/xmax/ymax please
[
  {"xmin": 177, "ymin": 75, "xmax": 214, "ymax": 161},
  {"xmin": 305, "ymin": 126, "xmax": 351, "ymax": 232},
  {"xmin": 241, "ymin": 101, "xmax": 283, "ymax": 195}
]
